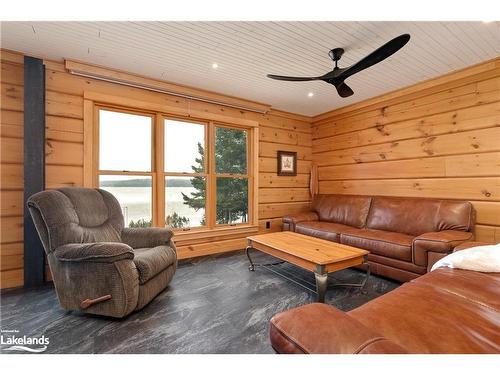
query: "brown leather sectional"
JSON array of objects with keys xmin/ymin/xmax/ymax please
[
  {"xmin": 270, "ymin": 242, "xmax": 500, "ymax": 354},
  {"xmin": 283, "ymin": 194, "xmax": 475, "ymax": 282}
]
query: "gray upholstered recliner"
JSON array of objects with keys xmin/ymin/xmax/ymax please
[{"xmin": 27, "ymin": 187, "xmax": 177, "ymax": 318}]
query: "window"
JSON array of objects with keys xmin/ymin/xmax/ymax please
[
  {"xmin": 94, "ymin": 106, "xmax": 255, "ymax": 233},
  {"xmin": 215, "ymin": 126, "xmax": 248, "ymax": 225},
  {"xmin": 164, "ymin": 119, "xmax": 207, "ymax": 229},
  {"xmin": 97, "ymin": 109, "xmax": 153, "ymax": 227}
]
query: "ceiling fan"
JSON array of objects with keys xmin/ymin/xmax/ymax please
[{"xmin": 266, "ymin": 34, "xmax": 411, "ymax": 98}]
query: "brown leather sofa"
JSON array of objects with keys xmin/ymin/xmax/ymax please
[
  {"xmin": 269, "ymin": 242, "xmax": 500, "ymax": 354},
  {"xmin": 283, "ymin": 195, "xmax": 475, "ymax": 282}
]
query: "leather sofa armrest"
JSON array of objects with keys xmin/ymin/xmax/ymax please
[
  {"xmin": 454, "ymin": 241, "xmax": 493, "ymax": 252},
  {"xmin": 282, "ymin": 211, "xmax": 319, "ymax": 231},
  {"xmin": 270, "ymin": 303, "xmax": 407, "ymax": 354},
  {"xmin": 54, "ymin": 242, "xmax": 134, "ymax": 263},
  {"xmin": 121, "ymin": 227, "xmax": 175, "ymax": 249},
  {"xmin": 413, "ymin": 230, "xmax": 473, "ymax": 267}
]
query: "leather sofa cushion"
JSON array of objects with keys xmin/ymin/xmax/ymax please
[
  {"xmin": 366, "ymin": 197, "xmax": 439, "ymax": 236},
  {"xmin": 312, "ymin": 194, "xmax": 372, "ymax": 228},
  {"xmin": 435, "ymin": 200, "xmax": 474, "ymax": 232},
  {"xmin": 366, "ymin": 196, "xmax": 473, "ymax": 236},
  {"xmin": 350, "ymin": 270, "xmax": 500, "ymax": 353},
  {"xmin": 412, "ymin": 268, "xmax": 500, "ymax": 311},
  {"xmin": 295, "ymin": 221, "xmax": 360, "ymax": 243},
  {"xmin": 133, "ymin": 246, "xmax": 176, "ymax": 284},
  {"xmin": 341, "ymin": 229, "xmax": 414, "ymax": 262},
  {"xmin": 282, "ymin": 212, "xmax": 319, "ymax": 232}
]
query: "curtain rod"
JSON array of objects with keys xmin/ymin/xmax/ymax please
[{"xmin": 69, "ymin": 70, "xmax": 269, "ymax": 115}]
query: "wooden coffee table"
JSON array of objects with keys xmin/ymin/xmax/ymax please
[{"xmin": 246, "ymin": 231, "xmax": 370, "ymax": 303}]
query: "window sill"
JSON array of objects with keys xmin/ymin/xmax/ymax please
[{"xmin": 172, "ymin": 224, "xmax": 258, "ymax": 244}]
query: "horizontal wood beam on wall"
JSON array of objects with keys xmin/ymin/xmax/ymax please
[
  {"xmin": 318, "ymin": 152, "xmax": 500, "ymax": 181},
  {"xmin": 319, "ymin": 177, "xmax": 500, "ymax": 202}
]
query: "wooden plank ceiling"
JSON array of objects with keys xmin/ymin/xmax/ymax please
[{"xmin": 1, "ymin": 21, "xmax": 499, "ymax": 116}]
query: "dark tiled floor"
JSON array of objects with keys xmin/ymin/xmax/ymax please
[{"xmin": 0, "ymin": 251, "xmax": 399, "ymax": 353}]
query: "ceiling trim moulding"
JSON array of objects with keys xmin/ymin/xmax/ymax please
[{"xmin": 65, "ymin": 60, "xmax": 271, "ymax": 115}]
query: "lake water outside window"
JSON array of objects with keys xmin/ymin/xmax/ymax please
[
  {"xmin": 165, "ymin": 176, "xmax": 206, "ymax": 228},
  {"xmin": 99, "ymin": 175, "xmax": 152, "ymax": 227}
]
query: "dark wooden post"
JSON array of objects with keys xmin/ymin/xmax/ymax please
[{"xmin": 23, "ymin": 56, "xmax": 46, "ymax": 287}]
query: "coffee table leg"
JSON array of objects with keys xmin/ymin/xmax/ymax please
[
  {"xmin": 314, "ymin": 273, "xmax": 328, "ymax": 303},
  {"xmin": 246, "ymin": 243, "xmax": 286, "ymax": 272},
  {"xmin": 245, "ymin": 246, "xmax": 255, "ymax": 271}
]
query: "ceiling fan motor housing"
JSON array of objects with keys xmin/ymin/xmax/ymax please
[{"xmin": 328, "ymin": 48, "xmax": 344, "ymax": 62}]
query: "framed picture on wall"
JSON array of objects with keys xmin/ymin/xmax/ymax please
[{"xmin": 277, "ymin": 151, "xmax": 297, "ymax": 176}]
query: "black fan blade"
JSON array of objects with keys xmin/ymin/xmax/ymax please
[
  {"xmin": 337, "ymin": 34, "xmax": 410, "ymax": 80},
  {"xmin": 334, "ymin": 81, "xmax": 354, "ymax": 98},
  {"xmin": 267, "ymin": 74, "xmax": 320, "ymax": 81}
]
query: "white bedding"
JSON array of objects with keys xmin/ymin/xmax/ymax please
[{"xmin": 431, "ymin": 243, "xmax": 500, "ymax": 273}]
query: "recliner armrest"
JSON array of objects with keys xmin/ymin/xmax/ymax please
[
  {"xmin": 121, "ymin": 227, "xmax": 175, "ymax": 249},
  {"xmin": 282, "ymin": 212, "xmax": 319, "ymax": 231},
  {"xmin": 270, "ymin": 303, "xmax": 407, "ymax": 354},
  {"xmin": 54, "ymin": 242, "xmax": 134, "ymax": 263},
  {"xmin": 413, "ymin": 230, "xmax": 473, "ymax": 267}
]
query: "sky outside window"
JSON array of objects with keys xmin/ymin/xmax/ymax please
[{"xmin": 99, "ymin": 109, "xmax": 152, "ymax": 172}]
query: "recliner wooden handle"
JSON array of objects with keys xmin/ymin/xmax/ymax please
[{"xmin": 80, "ymin": 294, "xmax": 112, "ymax": 309}]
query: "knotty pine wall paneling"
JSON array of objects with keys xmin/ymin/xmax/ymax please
[{"xmin": 1, "ymin": 51, "xmax": 25, "ymax": 288}]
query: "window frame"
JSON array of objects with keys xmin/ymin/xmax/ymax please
[
  {"xmin": 95, "ymin": 105, "xmax": 157, "ymax": 227},
  {"xmin": 162, "ymin": 116, "xmax": 209, "ymax": 231},
  {"xmin": 213, "ymin": 124, "xmax": 250, "ymax": 227},
  {"xmin": 89, "ymin": 99, "xmax": 257, "ymax": 235}
]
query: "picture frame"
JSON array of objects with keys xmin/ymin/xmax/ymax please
[{"xmin": 277, "ymin": 151, "xmax": 297, "ymax": 176}]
